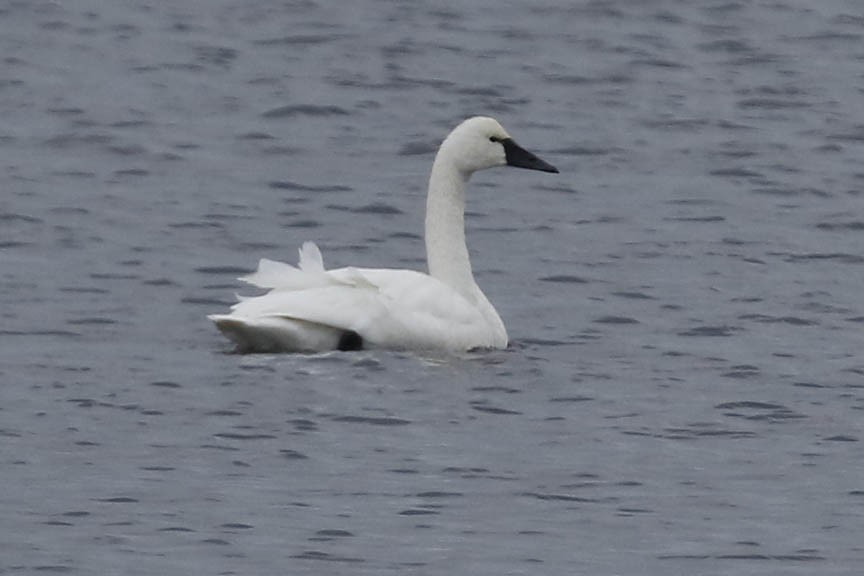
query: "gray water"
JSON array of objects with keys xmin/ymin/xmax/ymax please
[{"xmin": 2, "ymin": 1, "xmax": 863, "ymax": 574}]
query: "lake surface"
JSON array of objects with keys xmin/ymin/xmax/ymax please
[{"xmin": 2, "ymin": 1, "xmax": 863, "ymax": 574}]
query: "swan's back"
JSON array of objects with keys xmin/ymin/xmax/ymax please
[{"xmin": 209, "ymin": 243, "xmax": 506, "ymax": 353}]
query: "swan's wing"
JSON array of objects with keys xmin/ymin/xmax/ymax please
[
  {"xmin": 211, "ymin": 256, "xmax": 387, "ymax": 352},
  {"xmin": 353, "ymin": 268, "xmax": 499, "ymax": 349}
]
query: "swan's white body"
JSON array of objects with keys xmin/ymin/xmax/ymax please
[{"xmin": 209, "ymin": 116, "xmax": 557, "ymax": 353}]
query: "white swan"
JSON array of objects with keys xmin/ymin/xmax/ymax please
[{"xmin": 209, "ymin": 116, "xmax": 558, "ymax": 353}]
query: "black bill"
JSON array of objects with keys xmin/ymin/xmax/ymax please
[{"xmin": 502, "ymin": 138, "xmax": 558, "ymax": 173}]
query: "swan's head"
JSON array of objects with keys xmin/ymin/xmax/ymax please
[{"xmin": 439, "ymin": 116, "xmax": 559, "ymax": 175}]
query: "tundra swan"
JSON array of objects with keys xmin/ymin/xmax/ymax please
[{"xmin": 209, "ymin": 116, "xmax": 558, "ymax": 352}]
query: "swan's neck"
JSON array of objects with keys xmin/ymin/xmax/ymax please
[
  {"xmin": 425, "ymin": 157, "xmax": 476, "ymax": 299},
  {"xmin": 423, "ymin": 145, "xmax": 508, "ymax": 347}
]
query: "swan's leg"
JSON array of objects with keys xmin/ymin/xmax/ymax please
[{"xmin": 337, "ymin": 330, "xmax": 363, "ymax": 351}]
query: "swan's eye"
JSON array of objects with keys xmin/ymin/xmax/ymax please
[{"xmin": 489, "ymin": 136, "xmax": 501, "ymax": 143}]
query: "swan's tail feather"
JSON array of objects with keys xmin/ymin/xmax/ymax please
[
  {"xmin": 239, "ymin": 242, "xmax": 326, "ymax": 290},
  {"xmin": 240, "ymin": 258, "xmax": 300, "ymax": 289},
  {"xmin": 298, "ymin": 241, "xmax": 325, "ymax": 273}
]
